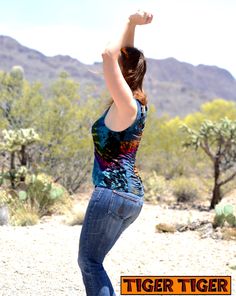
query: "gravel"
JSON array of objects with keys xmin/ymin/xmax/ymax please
[{"xmin": 0, "ymin": 203, "xmax": 235, "ymax": 296}]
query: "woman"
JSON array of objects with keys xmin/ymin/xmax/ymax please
[{"xmin": 78, "ymin": 10, "xmax": 153, "ymax": 296}]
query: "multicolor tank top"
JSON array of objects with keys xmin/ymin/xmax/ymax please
[{"xmin": 91, "ymin": 98, "xmax": 148, "ymax": 197}]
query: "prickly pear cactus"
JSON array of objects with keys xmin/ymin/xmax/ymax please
[{"xmin": 213, "ymin": 204, "xmax": 236, "ymax": 227}]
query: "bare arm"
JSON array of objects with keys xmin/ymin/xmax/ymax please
[
  {"xmin": 103, "ymin": 19, "xmax": 136, "ymax": 60},
  {"xmin": 102, "ymin": 11, "xmax": 153, "ymax": 113}
]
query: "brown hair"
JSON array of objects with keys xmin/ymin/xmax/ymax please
[{"xmin": 119, "ymin": 46, "xmax": 147, "ymax": 106}]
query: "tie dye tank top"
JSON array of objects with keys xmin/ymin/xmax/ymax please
[{"xmin": 91, "ymin": 98, "xmax": 147, "ymax": 197}]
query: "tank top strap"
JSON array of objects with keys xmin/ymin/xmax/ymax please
[{"xmin": 102, "ymin": 99, "xmax": 147, "ymax": 122}]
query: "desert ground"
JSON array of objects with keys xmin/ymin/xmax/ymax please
[{"xmin": 0, "ymin": 190, "xmax": 235, "ymax": 296}]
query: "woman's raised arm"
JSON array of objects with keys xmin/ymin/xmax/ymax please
[{"xmin": 102, "ymin": 11, "xmax": 153, "ymax": 112}]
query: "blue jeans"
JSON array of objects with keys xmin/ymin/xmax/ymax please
[{"xmin": 78, "ymin": 186, "xmax": 144, "ymax": 296}]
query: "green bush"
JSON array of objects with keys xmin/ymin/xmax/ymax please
[{"xmin": 171, "ymin": 176, "xmax": 199, "ymax": 203}]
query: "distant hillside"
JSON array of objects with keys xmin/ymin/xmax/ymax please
[{"xmin": 1, "ymin": 35, "xmax": 236, "ymax": 117}]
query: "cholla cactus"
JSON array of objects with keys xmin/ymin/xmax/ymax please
[
  {"xmin": 0, "ymin": 128, "xmax": 40, "ymax": 187},
  {"xmin": 181, "ymin": 117, "xmax": 236, "ymax": 209},
  {"xmin": 0, "ymin": 128, "xmax": 40, "ymax": 152},
  {"xmin": 10, "ymin": 65, "xmax": 24, "ymax": 81}
]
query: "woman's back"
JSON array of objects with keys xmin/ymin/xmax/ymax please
[{"xmin": 92, "ymin": 98, "xmax": 147, "ymax": 196}]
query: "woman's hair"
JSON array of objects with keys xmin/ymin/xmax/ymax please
[
  {"xmin": 119, "ymin": 46, "xmax": 147, "ymax": 106},
  {"xmin": 105, "ymin": 46, "xmax": 147, "ymax": 108}
]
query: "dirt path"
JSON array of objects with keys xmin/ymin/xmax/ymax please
[{"xmin": 0, "ymin": 200, "xmax": 235, "ymax": 295}]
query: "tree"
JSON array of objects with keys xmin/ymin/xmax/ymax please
[
  {"xmin": 200, "ymin": 98, "xmax": 236, "ymax": 121},
  {"xmin": 0, "ymin": 66, "xmax": 24, "ymax": 129},
  {"xmin": 137, "ymin": 104, "xmax": 163, "ymax": 170},
  {"xmin": 0, "ymin": 66, "xmax": 45, "ymax": 179},
  {"xmin": 181, "ymin": 117, "xmax": 236, "ymax": 209},
  {"xmin": 37, "ymin": 72, "xmax": 104, "ymax": 193},
  {"xmin": 184, "ymin": 98, "xmax": 236, "ymax": 129},
  {"xmin": 0, "ymin": 68, "xmax": 106, "ymax": 193}
]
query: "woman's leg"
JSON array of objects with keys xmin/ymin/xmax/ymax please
[
  {"xmin": 78, "ymin": 187, "xmax": 116, "ymax": 296},
  {"xmin": 78, "ymin": 187, "xmax": 143, "ymax": 296}
]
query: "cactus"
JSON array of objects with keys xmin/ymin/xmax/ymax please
[
  {"xmin": 18, "ymin": 190, "xmax": 27, "ymax": 201},
  {"xmin": 49, "ymin": 187, "xmax": 64, "ymax": 200},
  {"xmin": 17, "ymin": 174, "xmax": 67, "ymax": 217},
  {"xmin": 10, "ymin": 65, "xmax": 24, "ymax": 80},
  {"xmin": 181, "ymin": 118, "xmax": 236, "ymax": 209},
  {"xmin": 225, "ymin": 214, "xmax": 236, "ymax": 226},
  {"xmin": 15, "ymin": 166, "xmax": 28, "ymax": 179},
  {"xmin": 1, "ymin": 128, "xmax": 40, "ymax": 152},
  {"xmin": 0, "ymin": 128, "xmax": 40, "ymax": 187},
  {"xmin": 213, "ymin": 204, "xmax": 236, "ymax": 227},
  {"xmin": 223, "ymin": 204, "xmax": 234, "ymax": 215}
]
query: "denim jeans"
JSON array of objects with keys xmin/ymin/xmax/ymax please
[{"xmin": 78, "ymin": 186, "xmax": 144, "ymax": 296}]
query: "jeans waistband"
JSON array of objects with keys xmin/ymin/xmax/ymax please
[{"xmin": 94, "ymin": 186, "xmax": 144, "ymax": 200}]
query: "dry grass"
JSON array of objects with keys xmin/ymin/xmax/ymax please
[
  {"xmin": 10, "ymin": 207, "xmax": 39, "ymax": 226},
  {"xmin": 63, "ymin": 203, "xmax": 86, "ymax": 226},
  {"xmin": 222, "ymin": 227, "xmax": 236, "ymax": 241}
]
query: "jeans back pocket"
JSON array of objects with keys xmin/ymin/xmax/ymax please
[{"xmin": 109, "ymin": 190, "xmax": 143, "ymax": 220}]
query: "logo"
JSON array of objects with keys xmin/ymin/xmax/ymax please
[{"xmin": 120, "ymin": 276, "xmax": 231, "ymax": 295}]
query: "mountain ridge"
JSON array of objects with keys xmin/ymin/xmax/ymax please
[{"xmin": 1, "ymin": 35, "xmax": 236, "ymax": 117}]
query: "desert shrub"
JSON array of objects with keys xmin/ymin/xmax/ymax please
[
  {"xmin": 171, "ymin": 176, "xmax": 200, "ymax": 203},
  {"xmin": 142, "ymin": 171, "xmax": 170, "ymax": 203},
  {"xmin": 0, "ymin": 173, "xmax": 72, "ymax": 226},
  {"xmin": 32, "ymin": 173, "xmax": 72, "ymax": 215},
  {"xmin": 222, "ymin": 228, "xmax": 236, "ymax": 241},
  {"xmin": 64, "ymin": 203, "xmax": 86, "ymax": 226},
  {"xmin": 0, "ymin": 187, "xmax": 38, "ymax": 226},
  {"xmin": 0, "ymin": 187, "xmax": 21, "ymax": 214},
  {"xmin": 20, "ymin": 173, "xmax": 72, "ymax": 217}
]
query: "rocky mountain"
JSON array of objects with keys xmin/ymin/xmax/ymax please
[{"xmin": 1, "ymin": 35, "xmax": 236, "ymax": 117}]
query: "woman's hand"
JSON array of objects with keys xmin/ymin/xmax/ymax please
[{"xmin": 129, "ymin": 10, "xmax": 153, "ymax": 26}]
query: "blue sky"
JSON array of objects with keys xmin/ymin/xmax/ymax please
[{"xmin": 1, "ymin": 0, "xmax": 236, "ymax": 78}]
